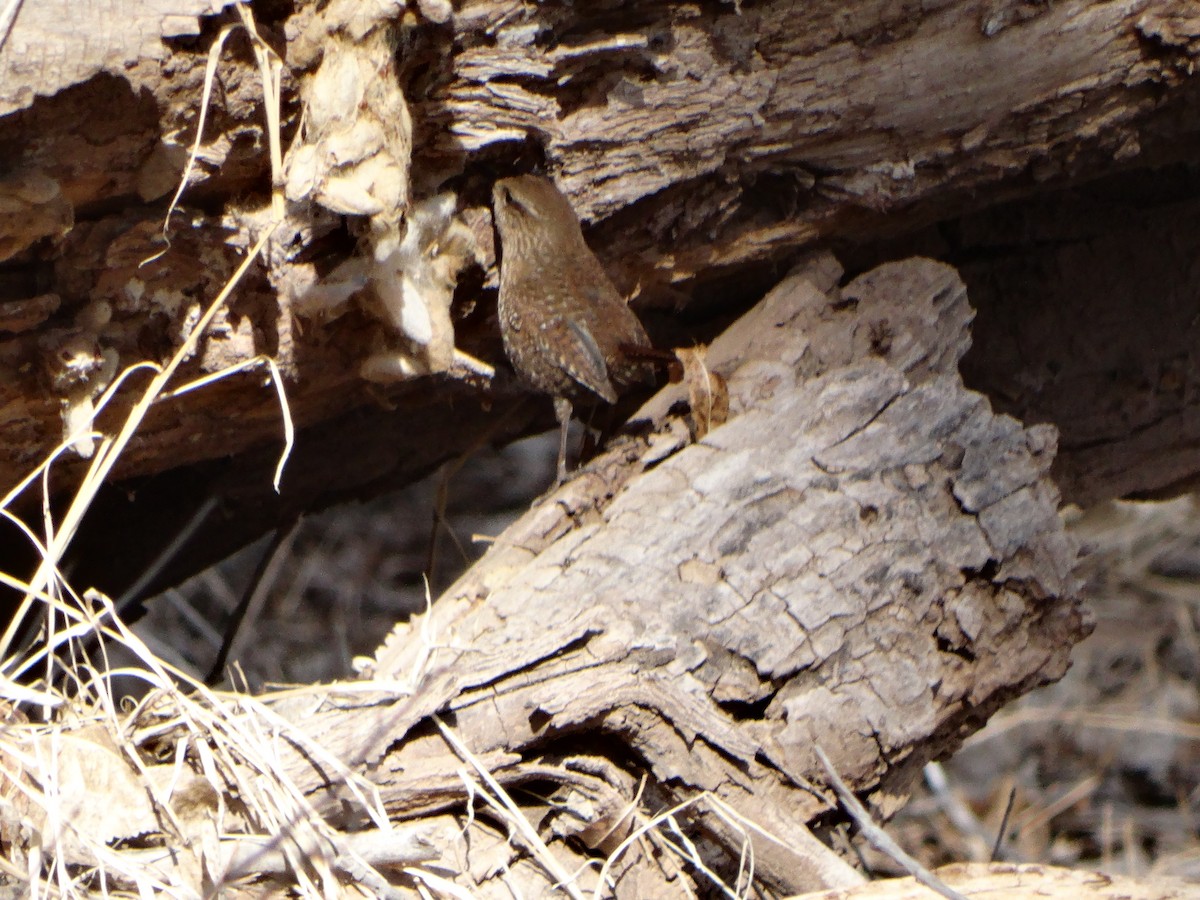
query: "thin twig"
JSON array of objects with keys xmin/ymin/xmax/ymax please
[
  {"xmin": 426, "ymin": 397, "xmax": 533, "ymax": 584},
  {"xmin": 923, "ymin": 761, "xmax": 994, "ymax": 861},
  {"xmin": 117, "ymin": 496, "xmax": 219, "ymax": 616},
  {"xmin": 206, "ymin": 514, "xmax": 301, "ymax": 685},
  {"xmin": 435, "ymin": 716, "xmax": 587, "ymax": 900},
  {"xmin": 813, "ymin": 744, "xmax": 967, "ymax": 900},
  {"xmin": 991, "ymin": 785, "xmax": 1017, "ymax": 862},
  {"xmin": 0, "ymin": 0, "xmax": 24, "ymax": 53},
  {"xmin": 426, "ymin": 463, "xmax": 470, "ymax": 588}
]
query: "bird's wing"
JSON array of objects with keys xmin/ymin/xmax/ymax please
[{"xmin": 545, "ymin": 316, "xmax": 618, "ymax": 403}]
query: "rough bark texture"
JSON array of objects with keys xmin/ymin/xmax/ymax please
[
  {"xmin": 0, "ymin": 5, "xmax": 1136, "ymax": 889},
  {"xmin": 0, "ymin": 1, "xmax": 1198, "ymax": 597},
  {"xmin": 217, "ymin": 253, "xmax": 1088, "ymax": 896}
]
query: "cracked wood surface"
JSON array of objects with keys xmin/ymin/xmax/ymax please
[
  {"xmin": 0, "ymin": 2, "xmax": 1198, "ymax": 602},
  {"xmin": 258, "ymin": 254, "xmax": 1089, "ymax": 895}
]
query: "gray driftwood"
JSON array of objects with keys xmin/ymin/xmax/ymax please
[
  {"xmin": 239, "ymin": 254, "xmax": 1088, "ymax": 896},
  {"xmin": 0, "ymin": 2, "xmax": 1197, "ymax": 595}
]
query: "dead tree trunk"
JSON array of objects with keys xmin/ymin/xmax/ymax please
[
  {"xmin": 0, "ymin": 2, "xmax": 1169, "ymax": 894},
  {"xmin": 0, "ymin": 1, "xmax": 1197, "ymax": 595},
  {"xmin": 229, "ymin": 252, "xmax": 1088, "ymax": 896}
]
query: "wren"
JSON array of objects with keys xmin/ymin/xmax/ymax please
[{"xmin": 492, "ymin": 175, "xmax": 652, "ymax": 483}]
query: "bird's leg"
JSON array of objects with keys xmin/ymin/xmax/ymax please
[{"xmin": 554, "ymin": 396, "xmax": 573, "ymax": 485}]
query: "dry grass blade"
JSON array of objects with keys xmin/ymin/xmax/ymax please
[
  {"xmin": 923, "ymin": 762, "xmax": 995, "ymax": 861},
  {"xmin": 592, "ymin": 791, "xmax": 774, "ymax": 900},
  {"xmin": 0, "ymin": 0, "xmax": 291, "ymax": 655},
  {"xmin": 0, "ymin": 361, "xmax": 160, "ymax": 511},
  {"xmin": 0, "ymin": 4, "xmax": 324, "ymax": 895},
  {"xmin": 434, "ymin": 716, "xmax": 588, "ymax": 900},
  {"xmin": 404, "ymin": 866, "xmax": 479, "ymax": 899},
  {"xmin": 151, "ymin": 22, "xmax": 238, "ymax": 259},
  {"xmin": 160, "ymin": 355, "xmax": 294, "ymax": 491},
  {"xmin": 661, "ymin": 810, "xmax": 753, "ymax": 900},
  {"xmin": 0, "ymin": 222, "xmax": 278, "ymax": 673},
  {"xmin": 235, "ymin": 2, "xmax": 285, "ymax": 221}
]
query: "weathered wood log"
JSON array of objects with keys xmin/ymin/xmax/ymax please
[
  {"xmin": 0, "ymin": 1, "xmax": 1197, "ymax": 599},
  {"xmin": 230, "ymin": 254, "xmax": 1089, "ymax": 896}
]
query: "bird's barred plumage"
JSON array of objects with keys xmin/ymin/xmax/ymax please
[
  {"xmin": 493, "ymin": 175, "xmax": 651, "ymax": 405},
  {"xmin": 492, "ymin": 175, "xmax": 653, "ymax": 481}
]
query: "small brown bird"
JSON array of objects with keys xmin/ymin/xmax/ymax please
[{"xmin": 492, "ymin": 175, "xmax": 652, "ymax": 483}]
